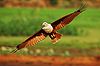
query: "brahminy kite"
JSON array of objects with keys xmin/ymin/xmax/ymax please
[{"xmin": 11, "ymin": 3, "xmax": 86, "ymax": 53}]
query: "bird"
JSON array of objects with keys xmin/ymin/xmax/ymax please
[{"xmin": 11, "ymin": 3, "xmax": 86, "ymax": 53}]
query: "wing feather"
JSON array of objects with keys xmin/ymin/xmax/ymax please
[
  {"xmin": 51, "ymin": 4, "xmax": 86, "ymax": 31},
  {"xmin": 16, "ymin": 29, "xmax": 47, "ymax": 50}
]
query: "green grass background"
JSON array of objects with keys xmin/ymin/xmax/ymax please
[{"xmin": 0, "ymin": 8, "xmax": 100, "ymax": 56}]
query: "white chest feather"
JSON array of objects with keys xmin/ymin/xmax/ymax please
[{"xmin": 42, "ymin": 24, "xmax": 53, "ymax": 33}]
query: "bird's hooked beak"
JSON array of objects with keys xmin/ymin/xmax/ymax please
[{"xmin": 42, "ymin": 22, "xmax": 48, "ymax": 27}]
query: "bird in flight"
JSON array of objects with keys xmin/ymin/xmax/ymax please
[{"xmin": 11, "ymin": 3, "xmax": 86, "ymax": 53}]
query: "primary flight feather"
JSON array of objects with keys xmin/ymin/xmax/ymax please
[{"xmin": 12, "ymin": 3, "xmax": 86, "ymax": 53}]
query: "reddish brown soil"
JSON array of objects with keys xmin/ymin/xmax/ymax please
[{"xmin": 0, "ymin": 55, "xmax": 100, "ymax": 66}]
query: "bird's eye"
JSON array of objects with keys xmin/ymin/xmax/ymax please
[{"xmin": 42, "ymin": 24, "xmax": 45, "ymax": 27}]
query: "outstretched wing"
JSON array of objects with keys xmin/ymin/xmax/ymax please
[
  {"xmin": 12, "ymin": 29, "xmax": 47, "ymax": 53},
  {"xmin": 51, "ymin": 4, "xmax": 86, "ymax": 31}
]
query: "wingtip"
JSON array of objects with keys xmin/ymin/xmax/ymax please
[
  {"xmin": 10, "ymin": 48, "xmax": 19, "ymax": 54},
  {"xmin": 77, "ymin": 0, "xmax": 87, "ymax": 12}
]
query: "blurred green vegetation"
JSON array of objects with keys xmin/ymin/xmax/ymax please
[
  {"xmin": 0, "ymin": 8, "xmax": 100, "ymax": 36},
  {"xmin": 0, "ymin": 8, "xmax": 100, "ymax": 56},
  {"xmin": 0, "ymin": 36, "xmax": 100, "ymax": 56}
]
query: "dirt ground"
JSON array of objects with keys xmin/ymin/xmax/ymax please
[{"xmin": 0, "ymin": 55, "xmax": 100, "ymax": 66}]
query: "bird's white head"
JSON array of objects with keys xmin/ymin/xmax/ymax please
[
  {"xmin": 42, "ymin": 22, "xmax": 53, "ymax": 33},
  {"xmin": 42, "ymin": 22, "xmax": 48, "ymax": 27}
]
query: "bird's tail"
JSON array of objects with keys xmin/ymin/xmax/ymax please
[{"xmin": 49, "ymin": 32, "xmax": 62, "ymax": 44}]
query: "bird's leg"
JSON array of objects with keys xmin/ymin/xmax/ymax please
[
  {"xmin": 49, "ymin": 32, "xmax": 62, "ymax": 44},
  {"xmin": 49, "ymin": 33, "xmax": 56, "ymax": 39}
]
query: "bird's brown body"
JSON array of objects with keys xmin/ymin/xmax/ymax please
[{"xmin": 11, "ymin": 3, "xmax": 86, "ymax": 53}]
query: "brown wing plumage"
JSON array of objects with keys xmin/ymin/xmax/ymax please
[
  {"xmin": 51, "ymin": 4, "xmax": 86, "ymax": 31},
  {"xmin": 11, "ymin": 29, "xmax": 47, "ymax": 53}
]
